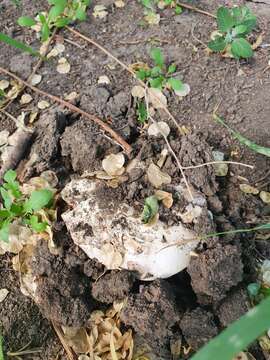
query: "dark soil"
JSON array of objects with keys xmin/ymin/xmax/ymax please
[{"xmin": 0, "ymin": 0, "xmax": 270, "ymax": 359}]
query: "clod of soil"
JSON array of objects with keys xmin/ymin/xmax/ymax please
[
  {"xmin": 31, "ymin": 241, "xmax": 93, "ymax": 327},
  {"xmin": 120, "ymin": 280, "xmax": 181, "ymax": 356},
  {"xmin": 61, "ymin": 118, "xmax": 115, "ymax": 173},
  {"xmin": 180, "ymin": 308, "xmax": 218, "ymax": 350},
  {"xmin": 188, "ymin": 245, "xmax": 243, "ymax": 304},
  {"xmin": 215, "ymin": 287, "xmax": 250, "ymax": 327},
  {"xmin": 29, "ymin": 109, "xmax": 67, "ymax": 171},
  {"xmin": 91, "ymin": 270, "xmax": 135, "ymax": 304}
]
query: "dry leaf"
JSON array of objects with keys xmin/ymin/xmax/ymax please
[
  {"xmin": 252, "ymin": 34, "xmax": 263, "ymax": 50},
  {"xmin": 100, "ymin": 244, "xmax": 123, "ymax": 269},
  {"xmin": 147, "ymin": 163, "xmax": 171, "ymax": 188},
  {"xmin": 155, "ymin": 190, "xmax": 173, "ymax": 208},
  {"xmin": 30, "ymin": 74, "xmax": 42, "ymax": 86},
  {"xmin": 102, "ymin": 153, "xmax": 125, "ymax": 176},
  {"xmin": 174, "ymin": 83, "xmax": 190, "ymax": 97},
  {"xmin": 37, "ymin": 100, "xmax": 50, "ymax": 109},
  {"xmin": 65, "ymin": 91, "xmax": 78, "ymax": 101},
  {"xmin": 0, "ymin": 130, "xmax": 9, "ymax": 147},
  {"xmin": 57, "ymin": 57, "xmax": 71, "ymax": 74},
  {"xmin": 115, "ymin": 0, "xmax": 125, "ymax": 7},
  {"xmin": 148, "ymin": 88, "xmax": 167, "ymax": 109},
  {"xmin": 131, "ymin": 85, "xmax": 145, "ymax": 99},
  {"xmin": 98, "ymin": 75, "xmax": 110, "ymax": 84},
  {"xmin": 0, "ymin": 289, "xmax": 9, "ymax": 303},
  {"xmin": 240, "ymin": 184, "xmax": 259, "ymax": 195},
  {"xmin": 0, "ymin": 79, "xmax": 9, "ymax": 90},
  {"xmin": 47, "ymin": 48, "xmax": 59, "ymax": 58},
  {"xmin": 62, "ymin": 327, "xmax": 91, "ymax": 353},
  {"xmin": 55, "ymin": 43, "xmax": 65, "ymax": 53},
  {"xmin": 148, "ymin": 121, "xmax": 170, "ymax": 137},
  {"xmin": 29, "ymin": 111, "xmax": 39, "ymax": 124},
  {"xmin": 93, "ymin": 5, "xmax": 108, "ymax": 18},
  {"xmin": 260, "ymin": 191, "xmax": 270, "ymax": 204},
  {"xmin": 20, "ymin": 94, "xmax": 33, "ymax": 105},
  {"xmin": 144, "ymin": 12, "xmax": 160, "ymax": 25}
]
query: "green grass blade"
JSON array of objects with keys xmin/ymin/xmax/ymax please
[
  {"xmin": 214, "ymin": 113, "xmax": 270, "ymax": 157},
  {"xmin": 202, "ymin": 223, "xmax": 270, "ymax": 239},
  {"xmin": 191, "ymin": 296, "xmax": 270, "ymax": 360},
  {"xmin": 0, "ymin": 32, "xmax": 39, "ymax": 57},
  {"xmin": 0, "ymin": 335, "xmax": 4, "ymax": 360}
]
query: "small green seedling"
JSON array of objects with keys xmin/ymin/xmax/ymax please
[
  {"xmin": 0, "ymin": 170, "xmax": 53, "ymax": 242},
  {"xmin": 208, "ymin": 6, "xmax": 257, "ymax": 59},
  {"xmin": 141, "ymin": 195, "xmax": 159, "ymax": 224},
  {"xmin": 139, "ymin": 0, "xmax": 182, "ymax": 17},
  {"xmin": 18, "ymin": 0, "xmax": 91, "ymax": 42},
  {"xmin": 136, "ymin": 48, "xmax": 183, "ymax": 91}
]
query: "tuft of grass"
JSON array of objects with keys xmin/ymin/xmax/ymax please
[{"xmin": 208, "ymin": 6, "xmax": 256, "ymax": 58}]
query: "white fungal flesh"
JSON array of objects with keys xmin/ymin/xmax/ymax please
[{"xmin": 62, "ymin": 179, "xmax": 200, "ymax": 280}]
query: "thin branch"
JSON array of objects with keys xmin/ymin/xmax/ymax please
[
  {"xmin": 182, "ymin": 161, "xmax": 254, "ymax": 170},
  {"xmin": 1, "ymin": 28, "xmax": 57, "ymax": 112},
  {"xmin": 177, "ymin": 2, "xmax": 216, "ymax": 18},
  {"xmin": 0, "ymin": 66, "xmax": 132, "ymax": 155},
  {"xmin": 66, "ymin": 26, "xmax": 185, "ymax": 134}
]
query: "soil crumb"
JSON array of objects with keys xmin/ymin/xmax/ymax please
[
  {"xmin": 215, "ymin": 287, "xmax": 249, "ymax": 327},
  {"xmin": 120, "ymin": 280, "xmax": 181, "ymax": 356},
  {"xmin": 180, "ymin": 308, "xmax": 218, "ymax": 350},
  {"xmin": 188, "ymin": 245, "xmax": 243, "ymax": 304},
  {"xmin": 91, "ymin": 270, "xmax": 135, "ymax": 304},
  {"xmin": 31, "ymin": 241, "xmax": 93, "ymax": 327}
]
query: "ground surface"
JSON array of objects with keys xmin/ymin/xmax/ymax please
[{"xmin": 0, "ymin": 0, "xmax": 270, "ymax": 359}]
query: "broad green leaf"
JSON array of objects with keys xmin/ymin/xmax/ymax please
[
  {"xmin": 10, "ymin": 203, "xmax": 24, "ymax": 216},
  {"xmin": 217, "ymin": 7, "xmax": 234, "ymax": 32},
  {"xmin": 41, "ymin": 23, "xmax": 50, "ymax": 42},
  {"xmin": 175, "ymin": 5, "xmax": 182, "ymax": 15},
  {"xmin": 150, "ymin": 76, "xmax": 164, "ymax": 89},
  {"xmin": 0, "ymin": 210, "xmax": 10, "ymax": 219},
  {"xmin": 0, "ymin": 32, "xmax": 39, "ymax": 57},
  {"xmin": 75, "ymin": 7, "xmax": 87, "ymax": 21},
  {"xmin": 24, "ymin": 189, "xmax": 53, "ymax": 212},
  {"xmin": 208, "ymin": 36, "xmax": 227, "ymax": 52},
  {"xmin": 0, "ymin": 335, "xmax": 4, "ymax": 360},
  {"xmin": 3, "ymin": 170, "xmax": 17, "ymax": 183},
  {"xmin": 55, "ymin": 18, "xmax": 70, "ymax": 27},
  {"xmin": 0, "ymin": 188, "xmax": 12, "ymax": 210},
  {"xmin": 214, "ymin": 114, "xmax": 270, "ymax": 157},
  {"xmin": 150, "ymin": 66, "xmax": 162, "ymax": 77},
  {"xmin": 136, "ymin": 69, "xmax": 147, "ymax": 81},
  {"xmin": 137, "ymin": 100, "xmax": 148, "ymax": 124},
  {"xmin": 48, "ymin": 4, "xmax": 66, "ymax": 21},
  {"xmin": 150, "ymin": 48, "xmax": 164, "ymax": 68},
  {"xmin": 232, "ymin": 24, "xmax": 247, "ymax": 36},
  {"xmin": 3, "ymin": 182, "xmax": 21, "ymax": 199},
  {"xmin": 18, "ymin": 16, "xmax": 36, "ymax": 27},
  {"xmin": 141, "ymin": 195, "xmax": 159, "ymax": 224},
  {"xmin": 0, "ymin": 221, "xmax": 10, "ymax": 243},
  {"xmin": 231, "ymin": 38, "xmax": 253, "ymax": 58},
  {"xmin": 167, "ymin": 78, "xmax": 183, "ymax": 91},
  {"xmin": 191, "ymin": 296, "xmax": 270, "ymax": 360},
  {"xmin": 29, "ymin": 215, "xmax": 47, "ymax": 232},
  {"xmin": 167, "ymin": 63, "xmax": 176, "ymax": 74}
]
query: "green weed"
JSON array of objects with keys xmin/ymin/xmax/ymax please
[
  {"xmin": 0, "ymin": 170, "xmax": 53, "ymax": 242},
  {"xmin": 141, "ymin": 195, "xmax": 159, "ymax": 223},
  {"xmin": 18, "ymin": 0, "xmax": 91, "ymax": 42},
  {"xmin": 136, "ymin": 48, "xmax": 183, "ymax": 91},
  {"xmin": 208, "ymin": 6, "xmax": 256, "ymax": 59},
  {"xmin": 139, "ymin": 0, "xmax": 182, "ymax": 18}
]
